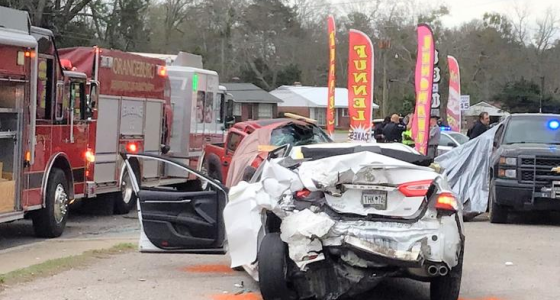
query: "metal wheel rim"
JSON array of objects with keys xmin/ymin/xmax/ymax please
[
  {"xmin": 54, "ymin": 184, "xmax": 68, "ymax": 223},
  {"xmin": 122, "ymin": 174, "xmax": 133, "ymax": 204}
]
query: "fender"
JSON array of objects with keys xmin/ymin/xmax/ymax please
[{"xmin": 41, "ymin": 152, "xmax": 75, "ymax": 207}]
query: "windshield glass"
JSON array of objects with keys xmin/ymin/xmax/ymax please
[
  {"xmin": 448, "ymin": 132, "xmax": 469, "ymax": 145},
  {"xmin": 270, "ymin": 124, "xmax": 332, "ymax": 147},
  {"xmin": 503, "ymin": 116, "xmax": 560, "ymax": 145}
]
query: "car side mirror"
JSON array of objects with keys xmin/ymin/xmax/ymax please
[{"xmin": 448, "ymin": 142, "xmax": 456, "ymax": 147}]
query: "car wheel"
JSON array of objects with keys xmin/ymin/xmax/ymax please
[
  {"xmin": 32, "ymin": 168, "xmax": 69, "ymax": 238},
  {"xmin": 489, "ymin": 179, "xmax": 508, "ymax": 224},
  {"xmin": 114, "ymin": 169, "xmax": 137, "ymax": 214},
  {"xmin": 258, "ymin": 233, "xmax": 296, "ymax": 300},
  {"xmin": 430, "ymin": 248, "xmax": 463, "ymax": 300}
]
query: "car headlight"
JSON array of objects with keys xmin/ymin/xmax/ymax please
[
  {"xmin": 498, "ymin": 168, "xmax": 517, "ymax": 179},
  {"xmin": 499, "ymin": 157, "xmax": 517, "ymax": 165}
]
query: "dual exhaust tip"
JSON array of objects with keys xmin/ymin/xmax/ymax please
[{"xmin": 427, "ymin": 264, "xmax": 449, "ymax": 277}]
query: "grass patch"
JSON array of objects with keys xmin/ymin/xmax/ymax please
[{"xmin": 0, "ymin": 243, "xmax": 136, "ymax": 289}]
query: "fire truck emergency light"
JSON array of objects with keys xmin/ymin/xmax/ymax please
[
  {"xmin": 127, "ymin": 142, "xmax": 138, "ymax": 153},
  {"xmin": 192, "ymin": 74, "xmax": 199, "ymax": 91},
  {"xmin": 157, "ymin": 66, "xmax": 167, "ymax": 77},
  {"xmin": 85, "ymin": 149, "xmax": 95, "ymax": 163}
]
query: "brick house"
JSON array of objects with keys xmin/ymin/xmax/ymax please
[
  {"xmin": 271, "ymin": 85, "xmax": 379, "ymax": 130},
  {"xmin": 222, "ymin": 83, "xmax": 283, "ymax": 122}
]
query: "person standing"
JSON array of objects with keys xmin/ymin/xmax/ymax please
[
  {"xmin": 468, "ymin": 112, "xmax": 490, "ymax": 139},
  {"xmin": 373, "ymin": 116, "xmax": 390, "ymax": 143},
  {"xmin": 427, "ymin": 116, "xmax": 440, "ymax": 159},
  {"xmin": 383, "ymin": 114, "xmax": 406, "ymax": 143},
  {"xmin": 402, "ymin": 113, "xmax": 415, "ymax": 148}
]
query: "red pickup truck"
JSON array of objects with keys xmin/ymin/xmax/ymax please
[{"xmin": 200, "ymin": 116, "xmax": 332, "ymax": 186}]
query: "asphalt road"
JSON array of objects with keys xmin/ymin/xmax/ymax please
[
  {"xmin": 0, "ymin": 210, "xmax": 139, "ymax": 251},
  {"xmin": 1, "ymin": 213, "xmax": 559, "ymax": 300}
]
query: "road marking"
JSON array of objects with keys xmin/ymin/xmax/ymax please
[
  {"xmin": 212, "ymin": 293, "xmax": 262, "ymax": 300},
  {"xmin": 459, "ymin": 297, "xmax": 501, "ymax": 300},
  {"xmin": 182, "ymin": 264, "xmax": 235, "ymax": 274}
]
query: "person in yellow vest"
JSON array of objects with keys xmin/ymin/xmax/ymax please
[{"xmin": 402, "ymin": 113, "xmax": 415, "ymax": 148}]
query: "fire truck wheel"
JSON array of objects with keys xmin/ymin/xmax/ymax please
[
  {"xmin": 32, "ymin": 168, "xmax": 69, "ymax": 238},
  {"xmin": 114, "ymin": 169, "xmax": 138, "ymax": 215}
]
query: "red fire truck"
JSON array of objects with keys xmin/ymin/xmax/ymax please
[{"xmin": 0, "ymin": 7, "xmax": 172, "ymax": 237}]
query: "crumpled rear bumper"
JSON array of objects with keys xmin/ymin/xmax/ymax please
[{"xmin": 302, "ymin": 215, "xmax": 463, "ymax": 270}]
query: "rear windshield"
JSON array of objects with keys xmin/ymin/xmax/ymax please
[
  {"xmin": 448, "ymin": 132, "xmax": 469, "ymax": 145},
  {"xmin": 270, "ymin": 124, "xmax": 332, "ymax": 147},
  {"xmin": 503, "ymin": 116, "xmax": 560, "ymax": 145}
]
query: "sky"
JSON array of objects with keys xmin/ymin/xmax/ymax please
[
  {"xmin": 329, "ymin": 0, "xmax": 560, "ymax": 29},
  {"xmin": 439, "ymin": 0, "xmax": 559, "ymax": 28}
]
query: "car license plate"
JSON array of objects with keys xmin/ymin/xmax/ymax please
[{"xmin": 361, "ymin": 191, "xmax": 387, "ymax": 210}]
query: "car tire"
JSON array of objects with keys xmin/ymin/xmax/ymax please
[
  {"xmin": 430, "ymin": 248, "xmax": 463, "ymax": 300},
  {"xmin": 258, "ymin": 233, "xmax": 296, "ymax": 300},
  {"xmin": 489, "ymin": 179, "xmax": 508, "ymax": 224},
  {"xmin": 114, "ymin": 169, "xmax": 137, "ymax": 215},
  {"xmin": 32, "ymin": 168, "xmax": 69, "ymax": 238}
]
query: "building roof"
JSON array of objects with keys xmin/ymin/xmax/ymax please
[
  {"xmin": 222, "ymin": 83, "xmax": 283, "ymax": 104},
  {"xmin": 464, "ymin": 101, "xmax": 510, "ymax": 117},
  {"xmin": 270, "ymin": 85, "xmax": 380, "ymax": 109}
]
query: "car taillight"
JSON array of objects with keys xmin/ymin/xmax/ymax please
[
  {"xmin": 296, "ymin": 189, "xmax": 311, "ymax": 199},
  {"xmin": 435, "ymin": 192, "xmax": 458, "ymax": 211},
  {"xmin": 127, "ymin": 142, "xmax": 138, "ymax": 153},
  {"xmin": 398, "ymin": 179, "xmax": 433, "ymax": 197}
]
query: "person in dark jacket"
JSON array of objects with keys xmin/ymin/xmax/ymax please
[
  {"xmin": 468, "ymin": 112, "xmax": 490, "ymax": 139},
  {"xmin": 383, "ymin": 114, "xmax": 406, "ymax": 143},
  {"xmin": 374, "ymin": 116, "xmax": 391, "ymax": 143}
]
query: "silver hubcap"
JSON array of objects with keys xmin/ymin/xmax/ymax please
[
  {"xmin": 54, "ymin": 184, "xmax": 68, "ymax": 223},
  {"xmin": 122, "ymin": 174, "xmax": 133, "ymax": 204}
]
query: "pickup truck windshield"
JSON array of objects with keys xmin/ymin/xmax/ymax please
[
  {"xmin": 503, "ymin": 116, "xmax": 560, "ymax": 145},
  {"xmin": 270, "ymin": 124, "xmax": 332, "ymax": 147}
]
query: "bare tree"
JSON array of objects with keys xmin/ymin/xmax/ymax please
[
  {"xmin": 509, "ymin": 0, "xmax": 531, "ymax": 45},
  {"xmin": 534, "ymin": 8, "xmax": 559, "ymax": 54}
]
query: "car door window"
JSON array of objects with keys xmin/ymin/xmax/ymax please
[{"xmin": 122, "ymin": 154, "xmax": 227, "ymax": 252}]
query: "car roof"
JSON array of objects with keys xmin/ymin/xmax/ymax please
[
  {"xmin": 233, "ymin": 118, "xmax": 310, "ymax": 130},
  {"xmin": 509, "ymin": 113, "xmax": 560, "ymax": 118}
]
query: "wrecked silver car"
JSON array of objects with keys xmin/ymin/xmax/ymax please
[{"xmin": 225, "ymin": 143, "xmax": 465, "ymax": 300}]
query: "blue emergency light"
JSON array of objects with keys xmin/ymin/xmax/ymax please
[
  {"xmin": 548, "ymin": 120, "xmax": 559, "ymax": 130},
  {"xmin": 440, "ymin": 126, "xmax": 451, "ymax": 132}
]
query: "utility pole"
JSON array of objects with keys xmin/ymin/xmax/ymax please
[
  {"xmin": 379, "ymin": 39, "xmax": 390, "ymax": 117},
  {"xmin": 540, "ymin": 76, "xmax": 545, "ymax": 113}
]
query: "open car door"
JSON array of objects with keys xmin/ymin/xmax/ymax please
[{"xmin": 121, "ymin": 153, "xmax": 227, "ymax": 254}]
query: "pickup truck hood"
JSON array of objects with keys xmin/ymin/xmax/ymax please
[{"xmin": 499, "ymin": 143, "xmax": 560, "ymax": 156}]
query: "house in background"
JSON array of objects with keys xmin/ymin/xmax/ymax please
[
  {"xmin": 271, "ymin": 85, "xmax": 380, "ymax": 129},
  {"xmin": 222, "ymin": 83, "xmax": 283, "ymax": 122},
  {"xmin": 463, "ymin": 101, "xmax": 509, "ymax": 131}
]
